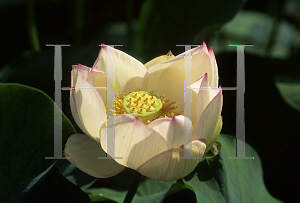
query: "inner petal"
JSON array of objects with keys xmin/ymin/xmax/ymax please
[
  {"xmin": 147, "ymin": 115, "xmax": 193, "ymax": 148},
  {"xmin": 92, "ymin": 45, "xmax": 148, "ymax": 94}
]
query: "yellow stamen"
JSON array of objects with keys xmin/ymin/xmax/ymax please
[{"xmin": 114, "ymin": 88, "xmax": 183, "ymax": 124}]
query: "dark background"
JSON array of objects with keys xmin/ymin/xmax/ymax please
[{"xmin": 1, "ymin": 0, "xmax": 299, "ymax": 202}]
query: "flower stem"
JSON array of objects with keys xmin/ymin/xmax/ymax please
[
  {"xmin": 26, "ymin": 0, "xmax": 40, "ymax": 53},
  {"xmin": 123, "ymin": 172, "xmax": 143, "ymax": 203}
]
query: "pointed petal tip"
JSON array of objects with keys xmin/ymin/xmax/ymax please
[
  {"xmin": 167, "ymin": 50, "xmax": 173, "ymax": 56},
  {"xmin": 91, "ymin": 66, "xmax": 101, "ymax": 72}
]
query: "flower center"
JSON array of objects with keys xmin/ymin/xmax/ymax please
[
  {"xmin": 122, "ymin": 91, "xmax": 162, "ymax": 123},
  {"xmin": 114, "ymin": 88, "xmax": 183, "ymax": 124}
]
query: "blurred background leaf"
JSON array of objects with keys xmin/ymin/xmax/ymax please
[
  {"xmin": 136, "ymin": 0, "xmax": 244, "ymax": 61},
  {"xmin": 206, "ymin": 10, "xmax": 300, "ymax": 59},
  {"xmin": 275, "ymin": 75, "xmax": 300, "ymax": 111}
]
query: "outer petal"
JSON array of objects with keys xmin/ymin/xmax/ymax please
[
  {"xmin": 204, "ymin": 116, "xmax": 222, "ymax": 154},
  {"xmin": 92, "ymin": 44, "xmax": 148, "ymax": 94},
  {"xmin": 195, "ymin": 73, "xmax": 209, "ymax": 122},
  {"xmin": 100, "ymin": 114, "xmax": 169, "ymax": 170},
  {"xmin": 144, "ymin": 51, "xmax": 174, "ymax": 69},
  {"xmin": 64, "ymin": 134, "xmax": 125, "ymax": 178},
  {"xmin": 192, "ymin": 89, "xmax": 223, "ymax": 141},
  {"xmin": 70, "ymin": 65, "xmax": 106, "ymax": 142},
  {"xmin": 147, "ymin": 115, "xmax": 193, "ymax": 149},
  {"xmin": 188, "ymin": 74, "xmax": 208, "ymax": 128},
  {"xmin": 189, "ymin": 73, "xmax": 221, "ymax": 127},
  {"xmin": 71, "ymin": 64, "xmax": 93, "ymax": 86},
  {"xmin": 146, "ymin": 42, "xmax": 214, "ymax": 120},
  {"xmin": 136, "ymin": 140, "xmax": 206, "ymax": 181},
  {"xmin": 208, "ymin": 48, "xmax": 219, "ymax": 88},
  {"xmin": 90, "ymin": 67, "xmax": 107, "ymax": 107}
]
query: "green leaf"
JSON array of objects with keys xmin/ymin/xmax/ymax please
[
  {"xmin": 86, "ymin": 178, "xmax": 174, "ymax": 203},
  {"xmin": 10, "ymin": 162, "xmax": 91, "ymax": 202},
  {"xmin": 136, "ymin": 0, "xmax": 243, "ymax": 61},
  {"xmin": 163, "ymin": 180, "xmax": 196, "ymax": 202},
  {"xmin": 183, "ymin": 134, "xmax": 282, "ymax": 203},
  {"xmin": 57, "ymin": 159, "xmax": 97, "ymax": 190},
  {"xmin": 89, "ymin": 193, "xmax": 120, "ymax": 203},
  {"xmin": 0, "ymin": 83, "xmax": 76, "ymax": 202},
  {"xmin": 275, "ymin": 75, "xmax": 300, "ymax": 111}
]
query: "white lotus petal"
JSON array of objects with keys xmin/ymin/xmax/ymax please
[
  {"xmin": 89, "ymin": 67, "xmax": 107, "ymax": 107},
  {"xmin": 70, "ymin": 90, "xmax": 88, "ymax": 135},
  {"xmin": 72, "ymin": 65, "xmax": 93, "ymax": 85},
  {"xmin": 208, "ymin": 48, "xmax": 219, "ymax": 88},
  {"xmin": 195, "ymin": 74, "xmax": 220, "ymax": 122},
  {"xmin": 100, "ymin": 114, "xmax": 169, "ymax": 169},
  {"xmin": 93, "ymin": 45, "xmax": 148, "ymax": 94},
  {"xmin": 136, "ymin": 140, "xmax": 206, "ymax": 181},
  {"xmin": 148, "ymin": 115, "xmax": 193, "ymax": 148},
  {"xmin": 189, "ymin": 74, "xmax": 208, "ymax": 128},
  {"xmin": 71, "ymin": 65, "xmax": 106, "ymax": 142},
  {"xmin": 144, "ymin": 51, "xmax": 175, "ymax": 69},
  {"xmin": 146, "ymin": 43, "xmax": 213, "ymax": 121},
  {"xmin": 204, "ymin": 116, "xmax": 222, "ymax": 154},
  {"xmin": 192, "ymin": 89, "xmax": 223, "ymax": 141},
  {"xmin": 64, "ymin": 134, "xmax": 125, "ymax": 178}
]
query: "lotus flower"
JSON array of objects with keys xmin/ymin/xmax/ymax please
[{"xmin": 64, "ymin": 43, "xmax": 223, "ymax": 181}]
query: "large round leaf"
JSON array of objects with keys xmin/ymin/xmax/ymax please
[
  {"xmin": 0, "ymin": 83, "xmax": 76, "ymax": 202},
  {"xmin": 182, "ymin": 134, "xmax": 282, "ymax": 203}
]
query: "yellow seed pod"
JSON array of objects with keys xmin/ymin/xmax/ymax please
[
  {"xmin": 152, "ymin": 101, "xmax": 159, "ymax": 106},
  {"xmin": 130, "ymin": 107, "xmax": 138, "ymax": 113},
  {"xmin": 139, "ymin": 108, "xmax": 146, "ymax": 114},
  {"xmin": 147, "ymin": 106, "xmax": 154, "ymax": 112},
  {"xmin": 122, "ymin": 91, "xmax": 162, "ymax": 119},
  {"xmin": 150, "ymin": 96, "xmax": 157, "ymax": 101},
  {"xmin": 127, "ymin": 97, "xmax": 134, "ymax": 102},
  {"xmin": 140, "ymin": 103, "xmax": 147, "ymax": 109}
]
